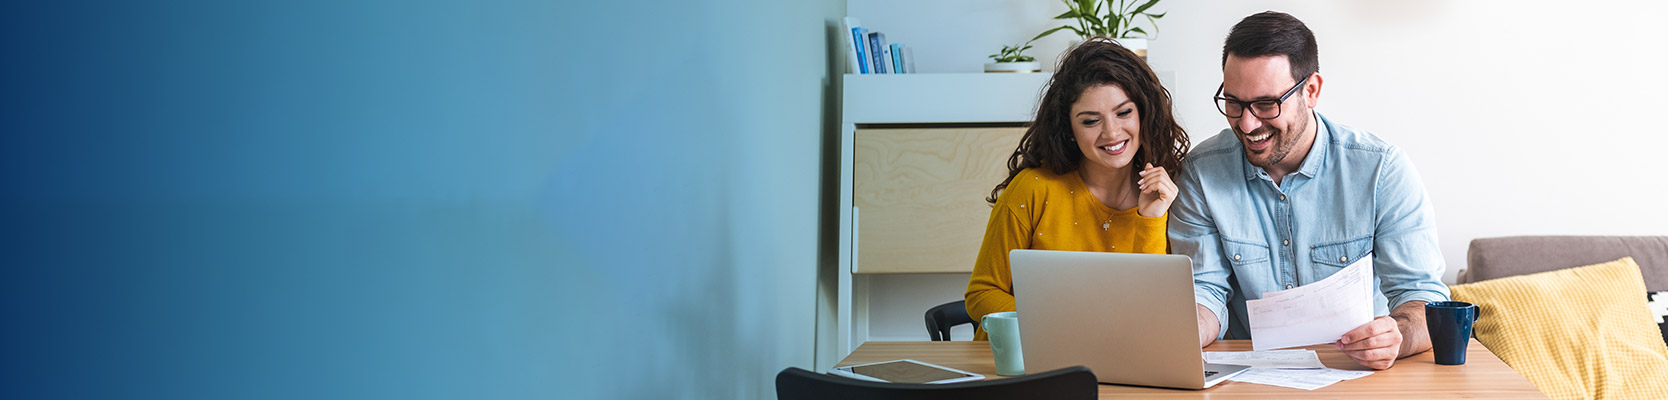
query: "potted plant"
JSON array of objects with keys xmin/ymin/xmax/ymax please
[
  {"xmin": 985, "ymin": 41, "xmax": 1042, "ymax": 73},
  {"xmin": 1032, "ymin": 0, "xmax": 1165, "ymax": 59}
]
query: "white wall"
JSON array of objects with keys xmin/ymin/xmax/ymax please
[
  {"xmin": 862, "ymin": 274, "xmax": 977, "ymax": 341},
  {"xmin": 849, "ymin": 0, "xmax": 1668, "ymax": 340}
]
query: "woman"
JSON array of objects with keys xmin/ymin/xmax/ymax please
[{"xmin": 966, "ymin": 38, "xmax": 1191, "ymax": 340}]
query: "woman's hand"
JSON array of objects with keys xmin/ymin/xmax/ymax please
[{"xmin": 1136, "ymin": 163, "xmax": 1177, "ymax": 218}]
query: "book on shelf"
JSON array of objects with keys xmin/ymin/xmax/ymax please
[
  {"xmin": 889, "ymin": 43, "xmax": 904, "ymax": 74},
  {"xmin": 842, "ymin": 17, "xmax": 866, "ymax": 74},
  {"xmin": 842, "ymin": 17, "xmax": 913, "ymax": 74},
  {"xmin": 879, "ymin": 37, "xmax": 896, "ymax": 74},
  {"xmin": 851, "ymin": 29, "xmax": 870, "ymax": 73},
  {"xmin": 902, "ymin": 46, "xmax": 915, "ymax": 73},
  {"xmin": 867, "ymin": 32, "xmax": 888, "ymax": 74}
]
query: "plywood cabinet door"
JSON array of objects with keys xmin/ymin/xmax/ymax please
[{"xmin": 852, "ymin": 127, "xmax": 1025, "ymax": 273}]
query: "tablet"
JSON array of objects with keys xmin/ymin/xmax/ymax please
[{"xmin": 827, "ymin": 359, "xmax": 985, "ymax": 384}]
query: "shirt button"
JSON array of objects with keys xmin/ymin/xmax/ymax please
[
  {"xmin": 1286, "ymin": 284, "xmax": 1294, "ymax": 290},
  {"xmin": 1340, "ymin": 256, "xmax": 1348, "ymax": 262},
  {"xmin": 1282, "ymin": 240, "xmax": 1290, "ymax": 246},
  {"xmin": 1233, "ymin": 254, "xmax": 1241, "ymax": 261},
  {"xmin": 1279, "ymin": 195, "xmax": 1287, "ymax": 201}
]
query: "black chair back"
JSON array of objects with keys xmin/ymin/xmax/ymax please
[
  {"xmin": 924, "ymin": 300, "xmax": 978, "ymax": 341},
  {"xmin": 775, "ymin": 365, "xmax": 1096, "ymax": 400}
]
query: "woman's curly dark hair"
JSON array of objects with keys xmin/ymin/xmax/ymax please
[{"xmin": 988, "ymin": 37, "xmax": 1190, "ymax": 204}]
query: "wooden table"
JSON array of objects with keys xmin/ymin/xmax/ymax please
[{"xmin": 836, "ymin": 340, "xmax": 1544, "ymax": 398}]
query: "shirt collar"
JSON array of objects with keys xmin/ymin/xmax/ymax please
[
  {"xmin": 1294, "ymin": 111, "xmax": 1330, "ymax": 179},
  {"xmin": 1241, "ymin": 110, "xmax": 1330, "ymax": 181}
]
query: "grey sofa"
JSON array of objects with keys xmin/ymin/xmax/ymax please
[{"xmin": 1460, "ymin": 235, "xmax": 1668, "ymax": 291}]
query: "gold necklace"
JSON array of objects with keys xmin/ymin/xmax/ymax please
[
  {"xmin": 1104, "ymin": 186, "xmax": 1136, "ymax": 232},
  {"xmin": 1079, "ymin": 169, "xmax": 1134, "ymax": 238}
]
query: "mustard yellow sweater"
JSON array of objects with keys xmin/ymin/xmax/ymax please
[{"xmin": 965, "ymin": 167, "xmax": 1168, "ymax": 340}]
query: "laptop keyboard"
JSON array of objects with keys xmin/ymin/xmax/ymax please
[{"xmin": 1205, "ymin": 370, "xmax": 1219, "ymax": 377}]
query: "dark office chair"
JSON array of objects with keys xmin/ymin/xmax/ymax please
[
  {"xmin": 775, "ymin": 366, "xmax": 1096, "ymax": 400},
  {"xmin": 924, "ymin": 300, "xmax": 978, "ymax": 341}
]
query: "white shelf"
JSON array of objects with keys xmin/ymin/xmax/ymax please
[{"xmin": 842, "ymin": 73, "xmax": 1052, "ymax": 125}]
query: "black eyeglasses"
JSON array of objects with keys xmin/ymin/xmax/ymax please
[{"xmin": 1214, "ymin": 75, "xmax": 1311, "ymax": 119}]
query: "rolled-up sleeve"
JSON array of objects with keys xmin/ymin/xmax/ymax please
[
  {"xmin": 1371, "ymin": 148, "xmax": 1450, "ymax": 308},
  {"xmin": 1170, "ymin": 164, "xmax": 1233, "ymax": 340}
]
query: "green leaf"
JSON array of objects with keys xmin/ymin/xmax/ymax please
[
  {"xmin": 1130, "ymin": 0, "xmax": 1160, "ymax": 15},
  {"xmin": 1148, "ymin": 11, "xmax": 1166, "ymax": 19},
  {"xmin": 1126, "ymin": 26, "xmax": 1148, "ymax": 38},
  {"xmin": 1032, "ymin": 25, "xmax": 1076, "ymax": 42}
]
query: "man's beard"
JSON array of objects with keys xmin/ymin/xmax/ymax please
[
  {"xmin": 1238, "ymin": 112, "xmax": 1308, "ymax": 169},
  {"xmin": 1239, "ymin": 125, "xmax": 1284, "ymax": 168}
]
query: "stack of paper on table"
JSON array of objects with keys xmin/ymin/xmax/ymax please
[{"xmin": 1204, "ymin": 350, "xmax": 1374, "ymax": 390}]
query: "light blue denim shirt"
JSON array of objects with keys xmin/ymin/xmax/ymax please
[{"xmin": 1171, "ymin": 111, "xmax": 1450, "ymax": 339}]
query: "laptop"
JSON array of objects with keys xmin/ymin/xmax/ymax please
[{"xmin": 1010, "ymin": 249, "xmax": 1250, "ymax": 389}]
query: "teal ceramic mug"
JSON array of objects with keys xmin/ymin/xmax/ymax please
[{"xmin": 982, "ymin": 311, "xmax": 1024, "ymax": 376}]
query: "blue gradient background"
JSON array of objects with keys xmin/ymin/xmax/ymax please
[{"xmin": 2, "ymin": 0, "xmax": 842, "ymax": 398}]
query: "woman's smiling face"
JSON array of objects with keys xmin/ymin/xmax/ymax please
[{"xmin": 1071, "ymin": 84, "xmax": 1142, "ymax": 173}]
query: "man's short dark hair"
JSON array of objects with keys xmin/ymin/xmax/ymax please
[{"xmin": 1222, "ymin": 11, "xmax": 1318, "ymax": 84}]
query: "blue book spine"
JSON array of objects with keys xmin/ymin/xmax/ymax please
[
  {"xmin": 890, "ymin": 43, "xmax": 905, "ymax": 74},
  {"xmin": 867, "ymin": 32, "xmax": 886, "ymax": 74},
  {"xmin": 851, "ymin": 27, "xmax": 869, "ymax": 74}
]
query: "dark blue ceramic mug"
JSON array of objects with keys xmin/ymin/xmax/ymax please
[{"xmin": 1425, "ymin": 301, "xmax": 1479, "ymax": 365}]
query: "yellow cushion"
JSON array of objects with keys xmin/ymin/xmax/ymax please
[{"xmin": 1450, "ymin": 257, "xmax": 1668, "ymax": 400}]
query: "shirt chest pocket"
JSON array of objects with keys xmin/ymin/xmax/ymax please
[
  {"xmin": 1222, "ymin": 238, "xmax": 1271, "ymax": 266},
  {"xmin": 1311, "ymin": 236, "xmax": 1373, "ymax": 269}
]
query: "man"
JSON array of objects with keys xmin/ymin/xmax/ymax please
[{"xmin": 1171, "ymin": 11, "xmax": 1450, "ymax": 370}]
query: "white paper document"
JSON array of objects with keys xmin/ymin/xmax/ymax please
[
  {"xmin": 1203, "ymin": 349, "xmax": 1325, "ymax": 369},
  {"xmin": 1308, "ymin": 368, "xmax": 1374, "ymax": 381},
  {"xmin": 1227, "ymin": 367, "xmax": 1375, "ymax": 391},
  {"xmin": 1247, "ymin": 253, "xmax": 1375, "ymax": 351}
]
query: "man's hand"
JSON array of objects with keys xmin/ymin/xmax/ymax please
[
  {"xmin": 1336, "ymin": 316, "xmax": 1402, "ymax": 369},
  {"xmin": 1337, "ymin": 301, "xmax": 1431, "ymax": 370}
]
